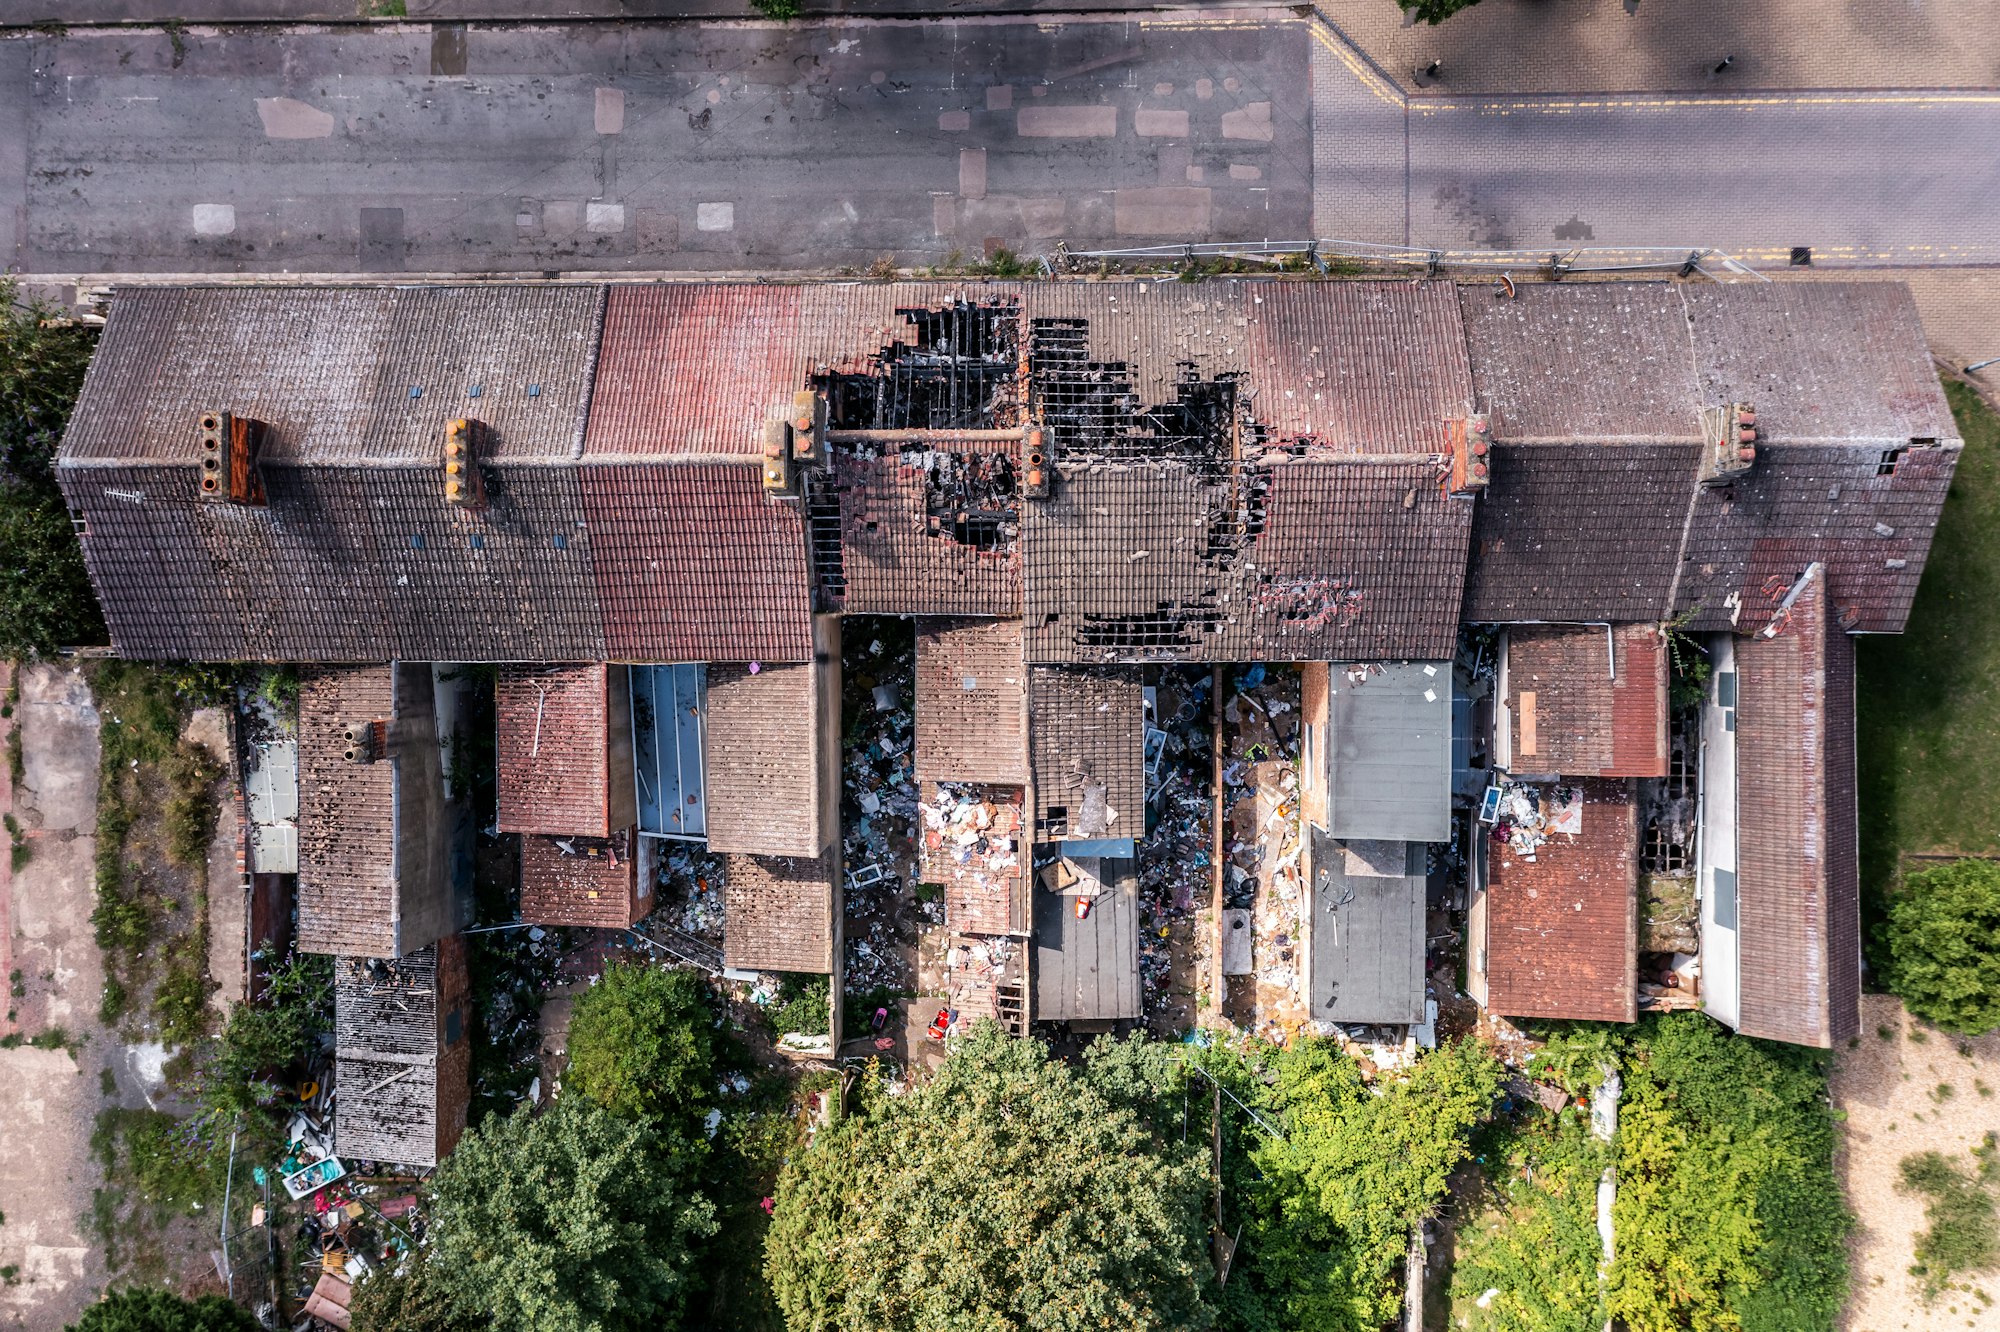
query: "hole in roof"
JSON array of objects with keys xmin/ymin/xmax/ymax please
[{"xmin": 1877, "ymin": 447, "xmax": 1906, "ymax": 477}]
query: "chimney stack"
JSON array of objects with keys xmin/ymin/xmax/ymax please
[
  {"xmin": 443, "ymin": 419, "xmax": 487, "ymax": 508},
  {"xmin": 343, "ymin": 718, "xmax": 390, "ymax": 764},
  {"xmin": 197, "ymin": 411, "xmax": 268, "ymax": 506},
  {"xmin": 1698, "ymin": 402, "xmax": 1758, "ymax": 484},
  {"xmin": 1446, "ymin": 412, "xmax": 1491, "ymax": 494}
]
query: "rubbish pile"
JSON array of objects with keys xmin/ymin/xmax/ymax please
[
  {"xmin": 841, "ymin": 625, "xmax": 921, "ymax": 996},
  {"xmin": 653, "ymin": 840, "xmax": 727, "ymax": 942},
  {"xmin": 283, "ymin": 1163, "xmax": 431, "ymax": 1324},
  {"xmin": 1486, "ymin": 781, "xmax": 1583, "ymax": 860},
  {"xmin": 468, "ymin": 924, "xmax": 568, "ymax": 1116},
  {"xmin": 1136, "ymin": 670, "xmax": 1213, "ymax": 1010},
  {"xmin": 944, "ymin": 935, "xmax": 1017, "ymax": 1026},
  {"xmin": 921, "ymin": 783, "xmax": 1020, "ymax": 936},
  {"xmin": 1221, "ymin": 665, "xmax": 1307, "ymax": 1036}
]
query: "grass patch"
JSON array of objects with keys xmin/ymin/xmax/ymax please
[
  {"xmin": 1898, "ymin": 1134, "xmax": 2000, "ymax": 1297},
  {"xmin": 1856, "ymin": 380, "xmax": 2000, "ymax": 956},
  {"xmin": 88, "ymin": 1106, "xmax": 228, "ymax": 1280}
]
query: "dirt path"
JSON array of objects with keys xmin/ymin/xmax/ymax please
[
  {"xmin": 1834, "ymin": 993, "xmax": 2000, "ymax": 1332},
  {"xmin": 0, "ymin": 663, "xmax": 108, "ymax": 1328}
]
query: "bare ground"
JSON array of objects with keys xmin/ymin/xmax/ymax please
[{"xmin": 1834, "ymin": 992, "xmax": 2000, "ymax": 1332}]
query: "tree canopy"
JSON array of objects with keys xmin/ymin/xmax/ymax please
[
  {"xmin": 563, "ymin": 961, "xmax": 719, "ymax": 1128},
  {"xmin": 425, "ymin": 1098, "xmax": 717, "ymax": 1332},
  {"xmin": 1406, "ymin": 0, "xmax": 1482, "ymax": 24},
  {"xmin": 765, "ymin": 1022, "xmax": 1216, "ymax": 1332},
  {"xmin": 1880, "ymin": 858, "xmax": 2000, "ymax": 1035},
  {"xmin": 67, "ymin": 1288, "xmax": 261, "ymax": 1332},
  {"xmin": 0, "ymin": 277, "xmax": 104, "ymax": 657}
]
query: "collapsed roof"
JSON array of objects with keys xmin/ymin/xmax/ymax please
[{"xmin": 56, "ymin": 280, "xmax": 1957, "ymax": 665}]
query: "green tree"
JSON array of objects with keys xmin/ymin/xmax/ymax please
[
  {"xmin": 563, "ymin": 961, "xmax": 718, "ymax": 1128},
  {"xmin": 427, "ymin": 1098, "xmax": 717, "ymax": 1332},
  {"xmin": 1448, "ymin": 1113, "xmax": 1609, "ymax": 1332},
  {"xmin": 67, "ymin": 1287, "xmax": 260, "ymax": 1332},
  {"xmin": 1880, "ymin": 859, "xmax": 2000, "ymax": 1035},
  {"xmin": 1609, "ymin": 1014, "xmax": 1849, "ymax": 1332},
  {"xmin": 0, "ymin": 277, "xmax": 105, "ymax": 657},
  {"xmin": 765, "ymin": 1022, "xmax": 1216, "ymax": 1331},
  {"xmin": 1239, "ymin": 1037, "xmax": 1504, "ymax": 1332},
  {"xmin": 1406, "ymin": 0, "xmax": 1482, "ymax": 24}
]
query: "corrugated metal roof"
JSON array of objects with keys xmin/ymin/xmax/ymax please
[
  {"xmin": 1734, "ymin": 569, "xmax": 1860, "ymax": 1047},
  {"xmin": 1310, "ymin": 831, "xmax": 1426, "ymax": 1024},
  {"xmin": 333, "ymin": 937, "xmax": 470, "ymax": 1168},
  {"xmin": 1683, "ymin": 283, "xmax": 1957, "ymax": 444},
  {"xmin": 60, "ymin": 285, "xmax": 603, "ymax": 466},
  {"xmin": 1326, "ymin": 661, "xmax": 1452, "ymax": 843},
  {"xmin": 1483, "ymin": 777, "xmax": 1638, "ymax": 1023},
  {"xmin": 1460, "ymin": 283, "xmax": 1701, "ymax": 442}
]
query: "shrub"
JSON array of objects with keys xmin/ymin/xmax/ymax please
[
  {"xmin": 768, "ymin": 972, "xmax": 829, "ymax": 1038},
  {"xmin": 67, "ymin": 1287, "xmax": 259, "ymax": 1331},
  {"xmin": 1897, "ymin": 1136, "xmax": 1999, "ymax": 1295},
  {"xmin": 163, "ymin": 741, "xmax": 223, "ymax": 868},
  {"xmin": 1880, "ymin": 858, "xmax": 2000, "ymax": 1034}
]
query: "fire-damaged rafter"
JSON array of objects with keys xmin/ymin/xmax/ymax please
[
  {"xmin": 816, "ymin": 300, "xmax": 1023, "ymax": 432},
  {"xmin": 1028, "ymin": 317, "xmax": 1265, "ymax": 467}
]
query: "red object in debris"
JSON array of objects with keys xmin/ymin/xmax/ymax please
[
  {"xmin": 377, "ymin": 1195, "xmax": 419, "ymax": 1220},
  {"xmin": 926, "ymin": 1007, "xmax": 954, "ymax": 1041},
  {"xmin": 1075, "ymin": 896, "xmax": 1092, "ymax": 921},
  {"xmin": 873, "ymin": 1036, "xmax": 895, "ymax": 1051}
]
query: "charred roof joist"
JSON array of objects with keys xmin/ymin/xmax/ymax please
[
  {"xmin": 817, "ymin": 301, "xmax": 1022, "ymax": 431},
  {"xmin": 1028, "ymin": 317, "xmax": 1259, "ymax": 465}
]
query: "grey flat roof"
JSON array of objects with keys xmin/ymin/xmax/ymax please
[
  {"xmin": 1328, "ymin": 661, "xmax": 1452, "ymax": 843},
  {"xmin": 1311, "ymin": 828, "xmax": 1427, "ymax": 1025},
  {"xmin": 1032, "ymin": 857, "xmax": 1140, "ymax": 1022}
]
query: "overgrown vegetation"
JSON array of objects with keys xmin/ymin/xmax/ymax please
[
  {"xmin": 66, "ymin": 1286, "xmax": 261, "ymax": 1332},
  {"xmin": 768, "ymin": 973, "xmax": 830, "ymax": 1038},
  {"xmin": 87, "ymin": 660, "xmax": 230, "ymax": 1032},
  {"xmin": 1878, "ymin": 857, "xmax": 2000, "ymax": 1035},
  {"xmin": 1897, "ymin": 1133, "xmax": 2000, "ymax": 1297},
  {"xmin": 1857, "ymin": 380, "xmax": 2000, "ymax": 953},
  {"xmin": 1450, "ymin": 1111, "xmax": 1609, "ymax": 1332},
  {"xmin": 0, "ymin": 276, "xmax": 105, "ymax": 658},
  {"xmin": 564, "ymin": 961, "xmax": 719, "ymax": 1130}
]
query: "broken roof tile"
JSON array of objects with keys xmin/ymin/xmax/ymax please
[
  {"xmin": 1029, "ymin": 666, "xmax": 1145, "ymax": 840},
  {"xmin": 519, "ymin": 832, "xmax": 646, "ymax": 931},
  {"xmin": 723, "ymin": 852, "xmax": 835, "ymax": 974},
  {"xmin": 1505, "ymin": 624, "xmax": 1669, "ymax": 778}
]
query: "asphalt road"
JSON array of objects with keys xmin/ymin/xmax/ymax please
[
  {"xmin": 2, "ymin": 12, "xmax": 1996, "ymax": 280},
  {"xmin": 2, "ymin": 14, "xmax": 1315, "ymax": 276}
]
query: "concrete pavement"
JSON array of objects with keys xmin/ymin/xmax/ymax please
[{"xmin": 3, "ymin": 11, "xmax": 1997, "ymax": 283}]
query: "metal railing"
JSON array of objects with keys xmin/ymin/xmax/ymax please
[{"xmin": 1040, "ymin": 238, "xmax": 1771, "ymax": 283}]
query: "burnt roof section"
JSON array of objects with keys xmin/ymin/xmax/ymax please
[
  {"xmin": 1460, "ymin": 283, "xmax": 1700, "ymax": 443},
  {"xmin": 1734, "ymin": 569, "xmax": 1861, "ymax": 1048},
  {"xmin": 1683, "ymin": 283, "xmax": 1955, "ymax": 445},
  {"xmin": 63, "ymin": 463, "xmax": 606, "ymax": 662},
  {"xmin": 1310, "ymin": 830, "xmax": 1427, "ymax": 1024},
  {"xmin": 833, "ymin": 448, "xmax": 1022, "ymax": 616},
  {"xmin": 1505, "ymin": 625, "xmax": 1669, "ymax": 778},
  {"xmin": 703, "ymin": 662, "xmax": 827, "ymax": 858},
  {"xmin": 519, "ymin": 832, "xmax": 644, "ymax": 930},
  {"xmin": 61, "ymin": 285, "xmax": 602, "ymax": 466},
  {"xmin": 915, "ymin": 619, "xmax": 1028, "ymax": 789},
  {"xmin": 1023, "ymin": 459, "xmax": 1470, "ymax": 664},
  {"xmin": 1484, "ymin": 778, "xmax": 1638, "ymax": 1023},
  {"xmin": 1674, "ymin": 442, "xmax": 1958, "ymax": 635},
  {"xmin": 333, "ymin": 937, "xmax": 470, "ymax": 1168},
  {"xmin": 1032, "ymin": 855, "xmax": 1141, "ymax": 1021},
  {"xmin": 1464, "ymin": 443, "xmax": 1701, "ymax": 624},
  {"xmin": 1029, "ymin": 667, "xmax": 1145, "ymax": 840},
  {"xmin": 579, "ymin": 462, "xmax": 813, "ymax": 663},
  {"xmin": 722, "ymin": 852, "xmax": 835, "ymax": 973},
  {"xmin": 497, "ymin": 665, "xmax": 610, "ymax": 835}
]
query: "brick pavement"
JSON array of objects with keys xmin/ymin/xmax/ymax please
[{"xmin": 1324, "ymin": 0, "xmax": 2000, "ymax": 95}]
